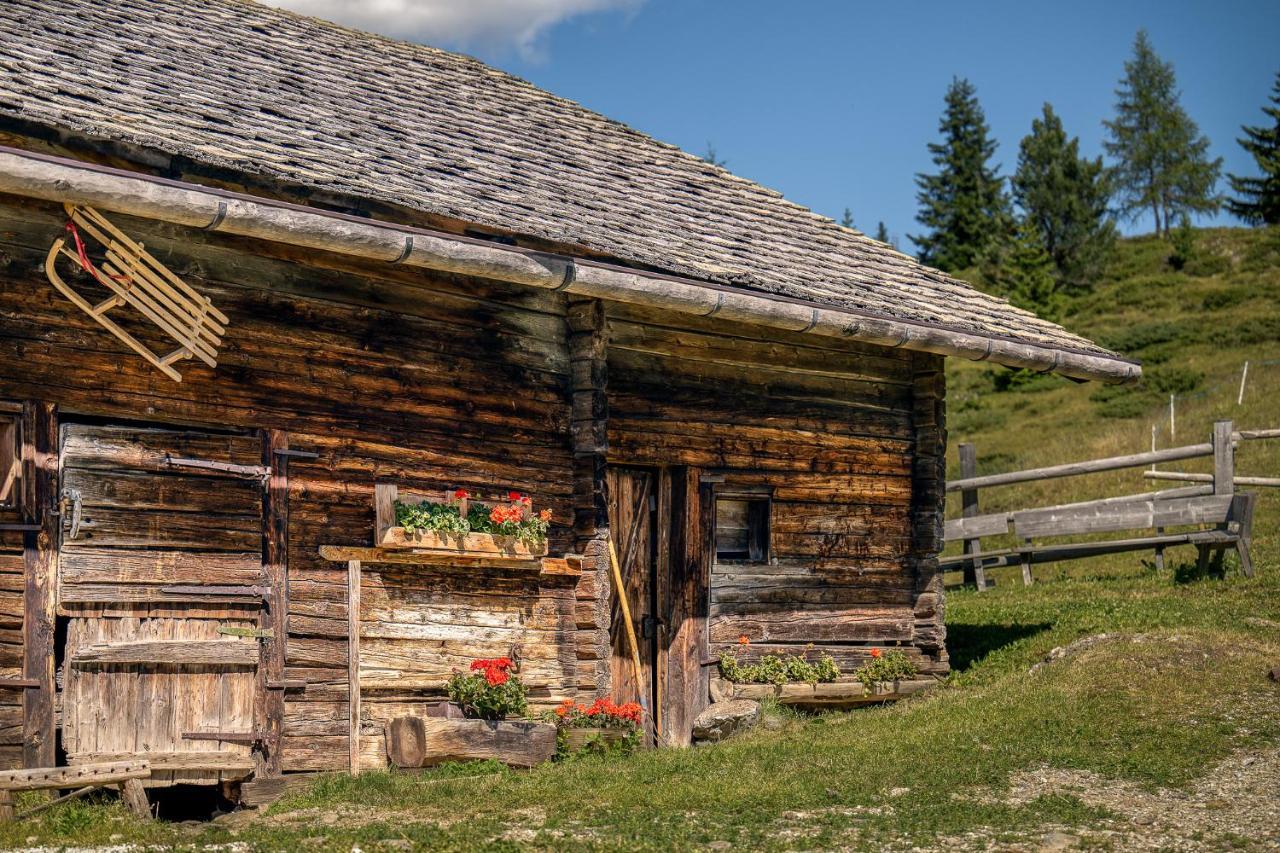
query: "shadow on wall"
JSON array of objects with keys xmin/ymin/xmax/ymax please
[{"xmin": 945, "ymin": 621, "xmax": 1053, "ymax": 672}]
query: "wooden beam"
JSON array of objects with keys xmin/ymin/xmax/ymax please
[
  {"xmin": 68, "ymin": 752, "xmax": 254, "ymax": 772},
  {"xmin": 70, "ymin": 640, "xmax": 259, "ymax": 666},
  {"xmin": 316, "ymin": 545, "xmax": 578, "ymax": 576},
  {"xmin": 348, "ymin": 559, "xmax": 361, "ymax": 775},
  {"xmin": 1144, "ymin": 471, "xmax": 1280, "ymax": 488},
  {"xmin": 958, "ymin": 442, "xmax": 982, "ymax": 589},
  {"xmin": 21, "ymin": 400, "xmax": 56, "ymax": 769},
  {"xmin": 0, "ymin": 760, "xmax": 151, "ymax": 791},
  {"xmin": 946, "ymin": 442, "xmax": 1214, "ymax": 492},
  {"xmin": 257, "ymin": 428, "xmax": 289, "ymax": 778},
  {"xmin": 1213, "ymin": 420, "xmax": 1235, "ymax": 497}
]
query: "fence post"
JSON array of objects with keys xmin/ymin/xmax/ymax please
[
  {"xmin": 1213, "ymin": 420, "xmax": 1235, "ymax": 496},
  {"xmin": 958, "ymin": 443, "xmax": 986, "ymax": 591}
]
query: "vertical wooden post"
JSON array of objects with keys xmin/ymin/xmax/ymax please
[
  {"xmin": 21, "ymin": 401, "xmax": 56, "ymax": 770},
  {"xmin": 1211, "ymin": 420, "xmax": 1234, "ymax": 575},
  {"xmin": 255, "ymin": 430, "xmax": 289, "ymax": 778},
  {"xmin": 1020, "ymin": 538, "xmax": 1034, "ymax": 586},
  {"xmin": 347, "ymin": 559, "xmax": 361, "ymax": 774},
  {"xmin": 1212, "ymin": 420, "xmax": 1234, "ymax": 496},
  {"xmin": 958, "ymin": 443, "xmax": 984, "ymax": 590},
  {"xmin": 566, "ymin": 297, "xmax": 613, "ymax": 699}
]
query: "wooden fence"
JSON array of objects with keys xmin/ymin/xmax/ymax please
[{"xmin": 942, "ymin": 420, "xmax": 1278, "ymax": 590}]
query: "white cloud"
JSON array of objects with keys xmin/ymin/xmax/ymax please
[{"xmin": 261, "ymin": 0, "xmax": 644, "ymax": 60}]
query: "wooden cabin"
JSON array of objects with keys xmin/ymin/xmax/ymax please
[{"xmin": 0, "ymin": 0, "xmax": 1137, "ymax": 796}]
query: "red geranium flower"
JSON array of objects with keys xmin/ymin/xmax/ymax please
[
  {"xmin": 870, "ymin": 648, "xmax": 882, "ymax": 659},
  {"xmin": 509, "ymin": 491, "xmax": 522, "ymax": 501},
  {"xmin": 454, "ymin": 488, "xmax": 469, "ymax": 500}
]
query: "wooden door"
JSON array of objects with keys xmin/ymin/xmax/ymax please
[
  {"xmin": 606, "ymin": 467, "xmax": 657, "ymax": 738},
  {"xmin": 57, "ymin": 422, "xmax": 268, "ymax": 786}
]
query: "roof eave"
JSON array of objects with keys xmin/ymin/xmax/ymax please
[{"xmin": 0, "ymin": 146, "xmax": 1140, "ymax": 385}]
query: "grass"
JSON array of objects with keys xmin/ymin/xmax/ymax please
[{"xmin": 2, "ymin": 227, "xmax": 1278, "ymax": 850}]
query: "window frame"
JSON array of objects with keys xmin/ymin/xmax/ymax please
[
  {"xmin": 0, "ymin": 406, "xmax": 21, "ymax": 519},
  {"xmin": 713, "ymin": 485, "xmax": 773, "ymax": 564}
]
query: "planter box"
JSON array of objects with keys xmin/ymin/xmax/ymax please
[
  {"xmin": 375, "ymin": 483, "xmax": 548, "ymax": 556},
  {"xmin": 562, "ymin": 726, "xmax": 632, "ymax": 752},
  {"xmin": 387, "ymin": 716, "xmax": 556, "ymax": 769},
  {"xmin": 710, "ymin": 677, "xmax": 937, "ymax": 707}
]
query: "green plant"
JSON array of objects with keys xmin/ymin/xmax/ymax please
[
  {"xmin": 446, "ymin": 658, "xmax": 527, "ymax": 720},
  {"xmin": 718, "ymin": 644, "xmax": 839, "ymax": 686},
  {"xmin": 1169, "ymin": 215, "xmax": 1197, "ymax": 270},
  {"xmin": 853, "ymin": 649, "xmax": 920, "ymax": 688},
  {"xmin": 395, "ymin": 489, "xmax": 552, "ymax": 547}
]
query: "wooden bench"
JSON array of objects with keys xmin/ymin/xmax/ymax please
[{"xmin": 941, "ymin": 491, "xmax": 1256, "ymax": 584}]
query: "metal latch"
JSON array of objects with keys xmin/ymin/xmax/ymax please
[{"xmin": 59, "ymin": 488, "xmax": 83, "ymax": 540}]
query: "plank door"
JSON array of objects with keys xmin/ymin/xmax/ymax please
[
  {"xmin": 606, "ymin": 466, "xmax": 658, "ymax": 740},
  {"xmin": 58, "ymin": 422, "xmax": 267, "ymax": 786}
]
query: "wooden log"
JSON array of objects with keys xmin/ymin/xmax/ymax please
[
  {"xmin": 946, "ymin": 442, "xmax": 1214, "ymax": 492},
  {"xmin": 239, "ymin": 772, "xmax": 321, "ymax": 808},
  {"xmin": 386, "ymin": 716, "xmax": 426, "ymax": 768},
  {"xmin": 0, "ymin": 759, "xmax": 151, "ymax": 791},
  {"xmin": 120, "ymin": 777, "xmax": 151, "ymax": 818},
  {"xmin": 412, "ymin": 719, "xmax": 555, "ymax": 769},
  {"xmin": 21, "ymin": 400, "xmax": 56, "ymax": 769},
  {"xmin": 257, "ymin": 428, "xmax": 288, "ymax": 779},
  {"xmin": 1143, "ymin": 471, "xmax": 1280, "ymax": 487}
]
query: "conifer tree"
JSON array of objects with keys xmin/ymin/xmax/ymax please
[
  {"xmin": 840, "ymin": 208, "xmax": 854, "ymax": 229},
  {"xmin": 985, "ymin": 220, "xmax": 1062, "ymax": 321},
  {"xmin": 1013, "ymin": 103, "xmax": 1116, "ymax": 293},
  {"xmin": 1227, "ymin": 71, "xmax": 1280, "ymax": 225},
  {"xmin": 912, "ymin": 78, "xmax": 1011, "ymax": 271},
  {"xmin": 874, "ymin": 221, "xmax": 891, "ymax": 244},
  {"xmin": 1103, "ymin": 30, "xmax": 1222, "ymax": 236}
]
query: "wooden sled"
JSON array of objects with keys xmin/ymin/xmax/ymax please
[{"xmin": 45, "ymin": 203, "xmax": 226, "ymax": 382}]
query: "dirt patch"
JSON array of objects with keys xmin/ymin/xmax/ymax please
[{"xmin": 944, "ymin": 746, "xmax": 1280, "ymax": 851}]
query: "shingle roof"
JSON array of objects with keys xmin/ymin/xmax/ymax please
[{"xmin": 0, "ymin": 0, "xmax": 1127, "ymax": 366}]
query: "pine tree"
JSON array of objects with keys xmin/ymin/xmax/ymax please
[
  {"xmin": 1012, "ymin": 103, "xmax": 1116, "ymax": 293},
  {"xmin": 1227, "ymin": 71, "xmax": 1280, "ymax": 225},
  {"xmin": 985, "ymin": 220, "xmax": 1062, "ymax": 321},
  {"xmin": 912, "ymin": 78, "xmax": 1011, "ymax": 271},
  {"xmin": 840, "ymin": 208, "xmax": 854, "ymax": 229},
  {"xmin": 874, "ymin": 221, "xmax": 890, "ymax": 244},
  {"xmin": 1103, "ymin": 30, "xmax": 1222, "ymax": 237}
]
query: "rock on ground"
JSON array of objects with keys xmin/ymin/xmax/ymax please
[{"xmin": 692, "ymin": 699, "xmax": 761, "ymax": 742}]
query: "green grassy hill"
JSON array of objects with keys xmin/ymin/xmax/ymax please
[{"xmin": 945, "ymin": 225, "xmax": 1280, "ymax": 584}]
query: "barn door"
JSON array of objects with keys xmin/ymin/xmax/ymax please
[
  {"xmin": 57, "ymin": 422, "xmax": 269, "ymax": 786},
  {"xmin": 606, "ymin": 467, "xmax": 658, "ymax": 740}
]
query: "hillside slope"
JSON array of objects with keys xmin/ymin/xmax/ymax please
[{"xmin": 945, "ymin": 225, "xmax": 1280, "ymax": 581}]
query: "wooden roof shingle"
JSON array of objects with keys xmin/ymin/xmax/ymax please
[{"xmin": 0, "ymin": 0, "xmax": 1129, "ymax": 367}]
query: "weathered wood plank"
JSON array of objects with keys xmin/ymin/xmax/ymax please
[{"xmin": 71, "ymin": 640, "xmax": 259, "ymax": 666}]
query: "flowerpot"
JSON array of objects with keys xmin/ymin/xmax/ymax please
[
  {"xmin": 562, "ymin": 726, "xmax": 630, "ymax": 752},
  {"xmin": 379, "ymin": 528, "xmax": 548, "ymax": 557},
  {"xmin": 387, "ymin": 716, "xmax": 556, "ymax": 769}
]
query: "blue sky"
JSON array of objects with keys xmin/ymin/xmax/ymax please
[{"xmin": 273, "ymin": 0, "xmax": 1280, "ymax": 252}]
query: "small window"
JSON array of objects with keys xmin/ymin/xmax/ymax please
[
  {"xmin": 715, "ymin": 491, "xmax": 771, "ymax": 563},
  {"xmin": 0, "ymin": 414, "xmax": 18, "ymax": 512}
]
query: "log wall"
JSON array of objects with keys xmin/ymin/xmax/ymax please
[
  {"xmin": 0, "ymin": 189, "xmax": 946, "ymax": 774},
  {"xmin": 605, "ymin": 304, "xmax": 948, "ymax": 676}
]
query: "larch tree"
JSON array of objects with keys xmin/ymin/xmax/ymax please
[
  {"xmin": 1227, "ymin": 70, "xmax": 1280, "ymax": 225},
  {"xmin": 1103, "ymin": 30, "xmax": 1222, "ymax": 237},
  {"xmin": 1012, "ymin": 103, "xmax": 1116, "ymax": 293},
  {"xmin": 912, "ymin": 77, "xmax": 1011, "ymax": 271}
]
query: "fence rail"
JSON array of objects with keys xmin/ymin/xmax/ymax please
[{"xmin": 944, "ymin": 419, "xmax": 1274, "ymax": 590}]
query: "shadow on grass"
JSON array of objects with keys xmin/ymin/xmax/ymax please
[{"xmin": 946, "ymin": 621, "xmax": 1052, "ymax": 672}]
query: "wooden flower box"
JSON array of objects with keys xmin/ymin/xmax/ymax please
[
  {"xmin": 374, "ymin": 483, "xmax": 548, "ymax": 557},
  {"xmin": 562, "ymin": 727, "xmax": 631, "ymax": 752},
  {"xmin": 710, "ymin": 676, "xmax": 937, "ymax": 707},
  {"xmin": 386, "ymin": 716, "xmax": 556, "ymax": 769}
]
